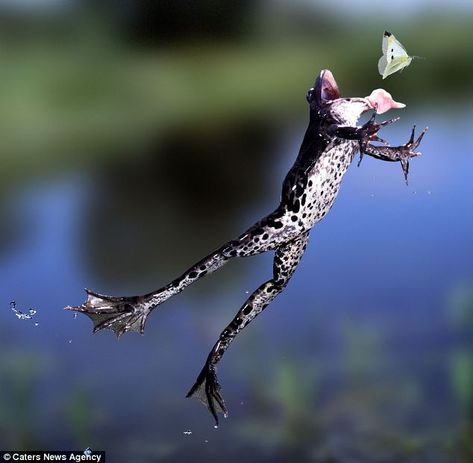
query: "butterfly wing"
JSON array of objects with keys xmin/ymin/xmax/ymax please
[
  {"xmin": 382, "ymin": 56, "xmax": 413, "ymax": 79},
  {"xmin": 382, "ymin": 31, "xmax": 391, "ymax": 55},
  {"xmin": 388, "ymin": 35, "xmax": 410, "ymax": 61},
  {"xmin": 379, "ymin": 31, "xmax": 413, "ymax": 78},
  {"xmin": 378, "ymin": 55, "xmax": 388, "ymax": 76},
  {"xmin": 379, "ymin": 31, "xmax": 392, "ymax": 76}
]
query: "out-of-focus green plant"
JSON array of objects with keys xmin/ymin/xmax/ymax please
[
  {"xmin": 274, "ymin": 358, "xmax": 319, "ymax": 444},
  {"xmin": 65, "ymin": 388, "xmax": 93, "ymax": 448},
  {"xmin": 342, "ymin": 320, "xmax": 384, "ymax": 385},
  {"xmin": 451, "ymin": 352, "xmax": 473, "ymax": 422},
  {"xmin": 448, "ymin": 283, "xmax": 473, "ymax": 460},
  {"xmin": 448, "ymin": 283, "xmax": 473, "ymax": 421},
  {"xmin": 449, "ymin": 284, "xmax": 473, "ymax": 335},
  {"xmin": 0, "ymin": 350, "xmax": 47, "ymax": 449},
  {"xmin": 234, "ymin": 353, "xmax": 320, "ymax": 460}
]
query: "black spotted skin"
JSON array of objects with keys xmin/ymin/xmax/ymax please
[{"xmin": 66, "ymin": 70, "xmax": 426, "ymax": 425}]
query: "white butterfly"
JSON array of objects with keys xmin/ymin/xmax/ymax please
[{"xmin": 378, "ymin": 31, "xmax": 413, "ymax": 79}]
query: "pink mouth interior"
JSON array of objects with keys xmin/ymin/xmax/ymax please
[
  {"xmin": 319, "ymin": 70, "xmax": 340, "ymax": 102},
  {"xmin": 366, "ymin": 89, "xmax": 406, "ymax": 114}
]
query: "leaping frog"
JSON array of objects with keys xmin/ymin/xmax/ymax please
[{"xmin": 66, "ymin": 70, "xmax": 427, "ymax": 425}]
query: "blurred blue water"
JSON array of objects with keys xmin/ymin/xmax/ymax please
[{"xmin": 1, "ymin": 109, "xmax": 472, "ymax": 461}]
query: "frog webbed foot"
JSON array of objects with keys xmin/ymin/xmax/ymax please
[
  {"xmin": 186, "ymin": 362, "xmax": 228, "ymax": 425},
  {"xmin": 65, "ymin": 289, "xmax": 153, "ymax": 338},
  {"xmin": 398, "ymin": 125, "xmax": 429, "ymax": 183}
]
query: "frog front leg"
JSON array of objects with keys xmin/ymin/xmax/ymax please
[
  {"xmin": 329, "ymin": 117, "xmax": 428, "ymax": 184},
  {"xmin": 186, "ymin": 231, "xmax": 309, "ymax": 425},
  {"xmin": 327, "ymin": 112, "xmax": 400, "ymax": 165}
]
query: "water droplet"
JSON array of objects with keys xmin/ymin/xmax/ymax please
[
  {"xmin": 240, "ymin": 401, "xmax": 244, "ymax": 405},
  {"xmin": 223, "ymin": 412, "xmax": 228, "ymax": 419},
  {"xmin": 427, "ymin": 190, "xmax": 431, "ymax": 195},
  {"xmin": 83, "ymin": 448, "xmax": 92, "ymax": 456},
  {"xmin": 73, "ymin": 313, "xmax": 78, "ymax": 319},
  {"xmin": 183, "ymin": 430, "xmax": 192, "ymax": 435},
  {"xmin": 34, "ymin": 323, "xmax": 39, "ymax": 327},
  {"xmin": 10, "ymin": 301, "xmax": 38, "ymax": 321},
  {"xmin": 204, "ymin": 439, "xmax": 209, "ymax": 443},
  {"xmin": 245, "ymin": 290, "xmax": 249, "ymax": 294},
  {"xmin": 68, "ymin": 339, "xmax": 72, "ymax": 344},
  {"xmin": 213, "ymin": 425, "xmax": 218, "ymax": 429}
]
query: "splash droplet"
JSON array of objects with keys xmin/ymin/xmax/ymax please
[{"xmin": 10, "ymin": 301, "xmax": 38, "ymax": 321}]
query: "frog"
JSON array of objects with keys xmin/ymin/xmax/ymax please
[{"xmin": 66, "ymin": 69, "xmax": 427, "ymax": 425}]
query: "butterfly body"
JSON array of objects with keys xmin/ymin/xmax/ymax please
[{"xmin": 378, "ymin": 31, "xmax": 413, "ymax": 79}]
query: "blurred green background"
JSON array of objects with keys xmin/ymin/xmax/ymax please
[{"xmin": 0, "ymin": 1, "xmax": 472, "ymax": 462}]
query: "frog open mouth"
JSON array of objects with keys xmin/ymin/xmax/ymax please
[{"xmin": 314, "ymin": 69, "xmax": 340, "ymax": 104}]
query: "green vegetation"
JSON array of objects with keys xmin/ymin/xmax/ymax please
[{"xmin": 0, "ymin": 17, "xmax": 471, "ymax": 198}]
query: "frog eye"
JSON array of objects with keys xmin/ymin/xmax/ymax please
[{"xmin": 306, "ymin": 87, "xmax": 314, "ymax": 103}]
